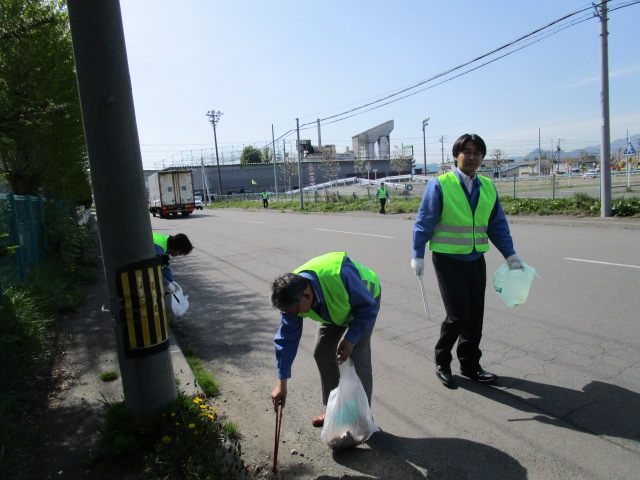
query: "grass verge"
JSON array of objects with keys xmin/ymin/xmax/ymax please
[
  {"xmin": 0, "ymin": 217, "xmax": 97, "ymax": 480},
  {"xmin": 87, "ymin": 392, "xmax": 250, "ymax": 479},
  {"xmin": 209, "ymin": 192, "xmax": 640, "ymax": 217}
]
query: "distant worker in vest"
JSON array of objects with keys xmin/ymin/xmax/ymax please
[
  {"xmin": 153, "ymin": 233, "xmax": 193, "ymax": 293},
  {"xmin": 270, "ymin": 252, "xmax": 381, "ymax": 428},
  {"xmin": 411, "ymin": 133, "xmax": 526, "ymax": 389},
  {"xmin": 262, "ymin": 190, "xmax": 269, "ymax": 209},
  {"xmin": 376, "ymin": 182, "xmax": 389, "ymax": 214}
]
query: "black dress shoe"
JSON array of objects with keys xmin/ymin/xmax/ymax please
[
  {"xmin": 460, "ymin": 368, "xmax": 497, "ymax": 383},
  {"xmin": 435, "ymin": 365, "xmax": 455, "ymax": 388}
]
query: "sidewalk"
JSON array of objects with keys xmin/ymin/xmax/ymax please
[{"xmin": 38, "ymin": 266, "xmax": 200, "ymax": 479}]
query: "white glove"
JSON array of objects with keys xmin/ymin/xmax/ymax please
[
  {"xmin": 165, "ymin": 281, "xmax": 177, "ymax": 294},
  {"xmin": 506, "ymin": 253, "xmax": 525, "ymax": 270},
  {"xmin": 411, "ymin": 258, "xmax": 425, "ymax": 276}
]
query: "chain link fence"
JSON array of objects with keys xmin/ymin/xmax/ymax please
[
  {"xmin": 0, "ymin": 194, "xmax": 60, "ymax": 303},
  {"xmin": 253, "ymin": 172, "xmax": 640, "ymax": 203}
]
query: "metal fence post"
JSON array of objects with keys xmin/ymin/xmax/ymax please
[
  {"xmin": 8, "ymin": 194, "xmax": 26, "ymax": 282},
  {"xmin": 25, "ymin": 195, "xmax": 40, "ymax": 267}
]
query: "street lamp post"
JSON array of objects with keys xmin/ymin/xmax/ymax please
[
  {"xmin": 206, "ymin": 110, "xmax": 223, "ymax": 195},
  {"xmin": 422, "ymin": 117, "xmax": 429, "ymax": 177}
]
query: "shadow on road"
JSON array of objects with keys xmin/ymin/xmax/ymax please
[
  {"xmin": 467, "ymin": 376, "xmax": 640, "ymax": 447},
  {"xmin": 327, "ymin": 430, "xmax": 526, "ymax": 480}
]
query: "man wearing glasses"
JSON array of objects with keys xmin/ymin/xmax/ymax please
[
  {"xmin": 411, "ymin": 133, "xmax": 525, "ymax": 389},
  {"xmin": 269, "ymin": 252, "xmax": 380, "ymax": 427}
]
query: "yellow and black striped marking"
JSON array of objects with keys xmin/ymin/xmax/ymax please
[{"xmin": 116, "ymin": 257, "xmax": 169, "ymax": 358}]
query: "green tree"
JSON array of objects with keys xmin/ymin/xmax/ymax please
[
  {"xmin": 0, "ymin": 0, "xmax": 91, "ymax": 206},
  {"xmin": 261, "ymin": 146, "xmax": 272, "ymax": 164},
  {"xmin": 240, "ymin": 146, "xmax": 262, "ymax": 164}
]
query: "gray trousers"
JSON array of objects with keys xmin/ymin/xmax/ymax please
[{"xmin": 313, "ymin": 293, "xmax": 380, "ymax": 406}]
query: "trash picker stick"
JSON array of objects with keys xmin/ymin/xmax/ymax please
[
  {"xmin": 418, "ymin": 275, "xmax": 432, "ymax": 323},
  {"xmin": 272, "ymin": 403, "xmax": 283, "ymax": 474}
]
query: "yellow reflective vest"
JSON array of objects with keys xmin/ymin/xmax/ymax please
[
  {"xmin": 293, "ymin": 252, "xmax": 380, "ymax": 326},
  {"xmin": 429, "ymin": 172, "xmax": 496, "ymax": 254},
  {"xmin": 153, "ymin": 233, "xmax": 169, "ymax": 253}
]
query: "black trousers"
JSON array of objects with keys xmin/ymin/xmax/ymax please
[
  {"xmin": 379, "ymin": 198, "xmax": 387, "ymax": 213},
  {"xmin": 432, "ymin": 253, "xmax": 486, "ymax": 371}
]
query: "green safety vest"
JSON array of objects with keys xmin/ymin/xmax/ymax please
[
  {"xmin": 377, "ymin": 187, "xmax": 388, "ymax": 199},
  {"xmin": 153, "ymin": 233, "xmax": 169, "ymax": 253},
  {"xmin": 262, "ymin": 192, "xmax": 269, "ymax": 199},
  {"xmin": 428, "ymin": 172, "xmax": 496, "ymax": 254},
  {"xmin": 293, "ymin": 252, "xmax": 380, "ymax": 326}
]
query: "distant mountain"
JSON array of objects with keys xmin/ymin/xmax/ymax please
[{"xmin": 514, "ymin": 134, "xmax": 639, "ymax": 161}]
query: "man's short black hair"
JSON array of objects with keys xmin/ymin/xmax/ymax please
[
  {"xmin": 271, "ymin": 273, "xmax": 308, "ymax": 310},
  {"xmin": 451, "ymin": 134, "xmax": 487, "ymax": 159},
  {"xmin": 168, "ymin": 233, "xmax": 193, "ymax": 255}
]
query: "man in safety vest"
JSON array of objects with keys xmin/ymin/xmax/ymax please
[
  {"xmin": 376, "ymin": 182, "xmax": 389, "ymax": 214},
  {"xmin": 411, "ymin": 133, "xmax": 525, "ymax": 389},
  {"xmin": 270, "ymin": 252, "xmax": 381, "ymax": 427},
  {"xmin": 262, "ymin": 190, "xmax": 269, "ymax": 209},
  {"xmin": 153, "ymin": 233, "xmax": 193, "ymax": 293}
]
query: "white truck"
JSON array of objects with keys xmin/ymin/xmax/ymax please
[{"xmin": 148, "ymin": 169, "xmax": 196, "ymax": 218}]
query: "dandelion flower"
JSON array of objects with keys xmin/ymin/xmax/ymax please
[
  {"xmin": 193, "ymin": 398, "xmax": 203, "ymax": 404},
  {"xmin": 162, "ymin": 436, "xmax": 172, "ymax": 445},
  {"xmin": 170, "ymin": 412, "xmax": 176, "ymax": 417},
  {"xmin": 188, "ymin": 423, "xmax": 196, "ymax": 429},
  {"xmin": 199, "ymin": 405, "xmax": 207, "ymax": 409}
]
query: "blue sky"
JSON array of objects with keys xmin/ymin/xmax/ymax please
[{"xmin": 119, "ymin": 1, "xmax": 640, "ymax": 169}]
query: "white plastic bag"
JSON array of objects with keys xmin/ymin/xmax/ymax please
[
  {"xmin": 320, "ymin": 358, "xmax": 379, "ymax": 451},
  {"xmin": 170, "ymin": 282, "xmax": 189, "ymax": 318},
  {"xmin": 493, "ymin": 263, "xmax": 539, "ymax": 307}
]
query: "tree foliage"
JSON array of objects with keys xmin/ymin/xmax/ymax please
[
  {"xmin": 261, "ymin": 146, "xmax": 272, "ymax": 164},
  {"xmin": 0, "ymin": 0, "xmax": 91, "ymax": 205},
  {"xmin": 240, "ymin": 146, "xmax": 262, "ymax": 164},
  {"xmin": 390, "ymin": 146, "xmax": 412, "ymax": 175},
  {"xmin": 320, "ymin": 151, "xmax": 340, "ymax": 184},
  {"xmin": 279, "ymin": 153, "xmax": 297, "ymax": 191}
]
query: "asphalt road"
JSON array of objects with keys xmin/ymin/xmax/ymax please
[{"xmin": 152, "ymin": 209, "xmax": 640, "ymax": 480}]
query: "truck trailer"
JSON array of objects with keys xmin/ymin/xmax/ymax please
[{"xmin": 148, "ymin": 169, "xmax": 196, "ymax": 218}]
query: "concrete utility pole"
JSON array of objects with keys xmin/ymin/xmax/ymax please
[
  {"xmin": 595, "ymin": 1, "xmax": 612, "ymax": 216},
  {"xmin": 296, "ymin": 118, "xmax": 304, "ymax": 209},
  {"xmin": 206, "ymin": 110, "xmax": 224, "ymax": 196},
  {"xmin": 67, "ymin": 0, "xmax": 177, "ymax": 418},
  {"xmin": 538, "ymin": 128, "xmax": 542, "ymax": 175},
  {"xmin": 272, "ymin": 124, "xmax": 278, "ymax": 196},
  {"xmin": 422, "ymin": 118, "xmax": 430, "ymax": 176}
]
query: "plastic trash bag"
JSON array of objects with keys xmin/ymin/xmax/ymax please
[
  {"xmin": 493, "ymin": 263, "xmax": 539, "ymax": 307},
  {"xmin": 320, "ymin": 358, "xmax": 380, "ymax": 451},
  {"xmin": 170, "ymin": 282, "xmax": 189, "ymax": 318}
]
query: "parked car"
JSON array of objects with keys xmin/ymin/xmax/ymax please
[
  {"xmin": 194, "ymin": 194, "xmax": 204, "ymax": 210},
  {"xmin": 582, "ymin": 170, "xmax": 599, "ymax": 179}
]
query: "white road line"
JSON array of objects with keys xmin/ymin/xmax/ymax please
[
  {"xmin": 233, "ymin": 220, "xmax": 266, "ymax": 224},
  {"xmin": 313, "ymin": 228, "xmax": 394, "ymax": 239},
  {"xmin": 566, "ymin": 258, "xmax": 640, "ymax": 269}
]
